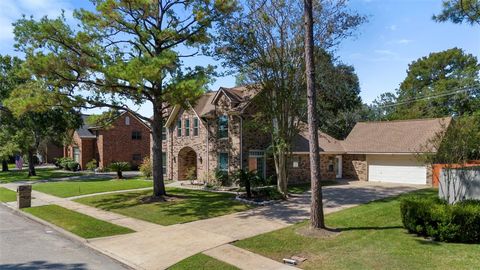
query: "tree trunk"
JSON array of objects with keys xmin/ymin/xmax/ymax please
[
  {"xmin": 304, "ymin": 0, "xmax": 325, "ymax": 229},
  {"xmin": 117, "ymin": 170, "xmax": 123, "ymax": 179},
  {"xmin": 245, "ymin": 177, "xmax": 251, "ymax": 198},
  {"xmin": 151, "ymin": 104, "xmax": 166, "ymax": 197},
  {"xmin": 27, "ymin": 150, "xmax": 36, "ymax": 177},
  {"xmin": 276, "ymin": 148, "xmax": 288, "ymax": 197},
  {"xmin": 1, "ymin": 159, "xmax": 8, "ymax": 172}
]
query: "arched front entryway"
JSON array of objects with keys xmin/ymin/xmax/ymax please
[{"xmin": 178, "ymin": 147, "xmax": 197, "ymax": 180}]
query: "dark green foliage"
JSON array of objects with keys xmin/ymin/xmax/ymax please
[
  {"xmin": 86, "ymin": 159, "xmax": 97, "ymax": 171},
  {"xmin": 400, "ymin": 195, "xmax": 480, "ymax": 243},
  {"xmin": 214, "ymin": 169, "xmax": 230, "ymax": 186},
  {"xmin": 433, "ymin": 0, "xmax": 480, "ymax": 25},
  {"xmin": 232, "ymin": 169, "xmax": 263, "ymax": 198},
  {"xmin": 109, "ymin": 162, "xmax": 130, "ymax": 179},
  {"xmin": 66, "ymin": 161, "xmax": 80, "ymax": 172}
]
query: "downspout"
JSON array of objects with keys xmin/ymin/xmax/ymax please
[
  {"xmin": 206, "ymin": 120, "xmax": 210, "ymax": 182},
  {"xmin": 236, "ymin": 115, "xmax": 243, "ymax": 170}
]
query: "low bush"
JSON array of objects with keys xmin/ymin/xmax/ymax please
[
  {"xmin": 139, "ymin": 157, "xmax": 152, "ymax": 178},
  {"xmin": 400, "ymin": 196, "xmax": 480, "ymax": 243},
  {"xmin": 86, "ymin": 159, "xmax": 97, "ymax": 172},
  {"xmin": 109, "ymin": 162, "xmax": 130, "ymax": 179},
  {"xmin": 66, "ymin": 161, "xmax": 80, "ymax": 172},
  {"xmin": 214, "ymin": 169, "xmax": 230, "ymax": 186},
  {"xmin": 55, "ymin": 157, "xmax": 75, "ymax": 169}
]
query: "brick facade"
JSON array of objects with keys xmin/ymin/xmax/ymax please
[
  {"xmin": 65, "ymin": 112, "xmax": 150, "ymax": 170},
  {"xmin": 342, "ymin": 154, "xmax": 368, "ymax": 181}
]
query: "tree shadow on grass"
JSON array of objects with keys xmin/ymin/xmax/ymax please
[
  {"xmin": 336, "ymin": 225, "xmax": 403, "ymax": 231},
  {"xmin": 0, "ymin": 261, "xmax": 87, "ymax": 270}
]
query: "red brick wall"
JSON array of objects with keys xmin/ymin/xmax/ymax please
[
  {"xmin": 97, "ymin": 113, "xmax": 151, "ymax": 169},
  {"xmin": 65, "ymin": 132, "xmax": 95, "ymax": 169}
]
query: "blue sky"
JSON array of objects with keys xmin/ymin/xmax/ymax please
[{"xmin": 0, "ymin": 0, "xmax": 479, "ymax": 117}]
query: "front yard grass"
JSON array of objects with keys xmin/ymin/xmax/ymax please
[
  {"xmin": 23, "ymin": 205, "xmax": 134, "ymax": 238},
  {"xmin": 75, "ymin": 188, "xmax": 253, "ymax": 225},
  {"xmin": 0, "ymin": 187, "xmax": 16, "ymax": 202},
  {"xmin": 169, "ymin": 253, "xmax": 239, "ymax": 270},
  {"xmin": 0, "ymin": 168, "xmax": 81, "ymax": 183},
  {"xmin": 233, "ymin": 189, "xmax": 480, "ymax": 269},
  {"xmin": 33, "ymin": 179, "xmax": 153, "ymax": 198}
]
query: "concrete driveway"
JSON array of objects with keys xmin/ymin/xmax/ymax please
[{"xmin": 87, "ymin": 181, "xmax": 424, "ymax": 269}]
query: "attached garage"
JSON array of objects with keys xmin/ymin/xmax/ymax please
[{"xmin": 367, "ymin": 155, "xmax": 427, "ymax": 185}]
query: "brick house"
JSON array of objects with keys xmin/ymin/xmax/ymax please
[
  {"xmin": 161, "ymin": 86, "xmax": 450, "ymax": 185},
  {"xmin": 65, "ymin": 112, "xmax": 151, "ymax": 170}
]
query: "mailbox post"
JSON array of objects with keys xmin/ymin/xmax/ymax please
[{"xmin": 17, "ymin": 185, "xmax": 32, "ymax": 209}]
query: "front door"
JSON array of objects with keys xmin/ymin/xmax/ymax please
[{"xmin": 335, "ymin": 155, "xmax": 342, "ymax": 179}]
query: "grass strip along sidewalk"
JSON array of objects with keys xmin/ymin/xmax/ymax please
[
  {"xmin": 33, "ymin": 179, "xmax": 152, "ymax": 198},
  {"xmin": 23, "ymin": 205, "xmax": 134, "ymax": 238},
  {"xmin": 169, "ymin": 253, "xmax": 239, "ymax": 270},
  {"xmin": 0, "ymin": 187, "xmax": 16, "ymax": 202}
]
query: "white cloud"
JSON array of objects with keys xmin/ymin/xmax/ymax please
[
  {"xmin": 0, "ymin": 0, "xmax": 73, "ymax": 41},
  {"xmin": 388, "ymin": 39, "xmax": 414, "ymax": 45},
  {"xmin": 386, "ymin": 24, "xmax": 397, "ymax": 31}
]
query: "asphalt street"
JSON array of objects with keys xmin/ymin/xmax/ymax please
[{"xmin": 0, "ymin": 205, "xmax": 128, "ymax": 270}]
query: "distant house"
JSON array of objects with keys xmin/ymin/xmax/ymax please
[
  {"xmin": 159, "ymin": 86, "xmax": 451, "ymax": 186},
  {"xmin": 64, "ymin": 111, "xmax": 151, "ymax": 170}
]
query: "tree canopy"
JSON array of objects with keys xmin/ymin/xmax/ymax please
[
  {"xmin": 433, "ymin": 0, "xmax": 480, "ymax": 25},
  {"xmin": 370, "ymin": 48, "xmax": 480, "ymax": 120},
  {"xmin": 13, "ymin": 0, "xmax": 237, "ymax": 195}
]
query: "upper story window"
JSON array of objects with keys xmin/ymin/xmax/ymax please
[
  {"xmin": 162, "ymin": 127, "xmax": 167, "ymax": 140},
  {"xmin": 185, "ymin": 118, "xmax": 190, "ymax": 137},
  {"xmin": 193, "ymin": 117, "xmax": 199, "ymax": 136},
  {"xmin": 218, "ymin": 115, "xmax": 228, "ymax": 139},
  {"xmin": 125, "ymin": 116, "xmax": 130, "ymax": 125},
  {"xmin": 132, "ymin": 131, "xmax": 142, "ymax": 140},
  {"xmin": 177, "ymin": 119, "xmax": 182, "ymax": 137}
]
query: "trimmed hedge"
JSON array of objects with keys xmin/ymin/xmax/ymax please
[{"xmin": 400, "ymin": 196, "xmax": 480, "ymax": 243}]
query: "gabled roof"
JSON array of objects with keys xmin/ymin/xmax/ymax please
[
  {"xmin": 343, "ymin": 117, "xmax": 452, "ymax": 153},
  {"xmin": 292, "ymin": 123, "xmax": 346, "ymax": 153},
  {"xmin": 76, "ymin": 115, "xmax": 96, "ymax": 139},
  {"xmin": 75, "ymin": 111, "xmax": 151, "ymax": 139},
  {"xmin": 292, "ymin": 117, "xmax": 451, "ymax": 154},
  {"xmin": 166, "ymin": 86, "xmax": 261, "ymax": 127}
]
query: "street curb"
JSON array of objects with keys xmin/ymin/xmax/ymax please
[{"xmin": 0, "ymin": 202, "xmax": 136, "ymax": 270}]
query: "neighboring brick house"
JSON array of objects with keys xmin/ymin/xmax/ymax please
[
  {"xmin": 161, "ymin": 86, "xmax": 450, "ymax": 186},
  {"xmin": 65, "ymin": 112, "xmax": 151, "ymax": 170}
]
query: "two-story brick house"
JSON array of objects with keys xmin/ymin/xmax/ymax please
[
  {"xmin": 65, "ymin": 111, "xmax": 151, "ymax": 170},
  {"xmin": 161, "ymin": 86, "xmax": 450, "ymax": 186}
]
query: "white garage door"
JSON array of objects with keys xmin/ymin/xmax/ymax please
[{"xmin": 367, "ymin": 155, "xmax": 426, "ymax": 184}]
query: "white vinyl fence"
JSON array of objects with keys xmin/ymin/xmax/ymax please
[{"xmin": 439, "ymin": 167, "xmax": 480, "ymax": 204}]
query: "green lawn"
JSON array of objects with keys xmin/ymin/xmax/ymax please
[
  {"xmin": 0, "ymin": 168, "xmax": 82, "ymax": 183},
  {"xmin": 232, "ymin": 189, "xmax": 480, "ymax": 269},
  {"xmin": 75, "ymin": 188, "xmax": 253, "ymax": 225},
  {"xmin": 169, "ymin": 254, "xmax": 239, "ymax": 270},
  {"xmin": 23, "ymin": 205, "xmax": 134, "ymax": 238},
  {"xmin": 0, "ymin": 187, "xmax": 16, "ymax": 202},
  {"xmin": 33, "ymin": 179, "xmax": 153, "ymax": 198}
]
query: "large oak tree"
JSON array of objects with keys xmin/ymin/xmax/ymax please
[{"xmin": 13, "ymin": 0, "xmax": 236, "ymax": 197}]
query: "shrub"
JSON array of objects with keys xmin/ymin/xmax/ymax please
[
  {"xmin": 214, "ymin": 169, "xmax": 230, "ymax": 186},
  {"xmin": 185, "ymin": 167, "xmax": 197, "ymax": 180},
  {"xmin": 109, "ymin": 162, "xmax": 130, "ymax": 179},
  {"xmin": 55, "ymin": 157, "xmax": 74, "ymax": 169},
  {"xmin": 139, "ymin": 157, "xmax": 152, "ymax": 178},
  {"xmin": 400, "ymin": 196, "xmax": 480, "ymax": 243},
  {"xmin": 66, "ymin": 161, "xmax": 80, "ymax": 172},
  {"xmin": 86, "ymin": 159, "xmax": 97, "ymax": 172},
  {"xmin": 231, "ymin": 169, "xmax": 263, "ymax": 198}
]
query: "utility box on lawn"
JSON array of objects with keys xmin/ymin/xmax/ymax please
[{"xmin": 17, "ymin": 185, "xmax": 32, "ymax": 209}]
